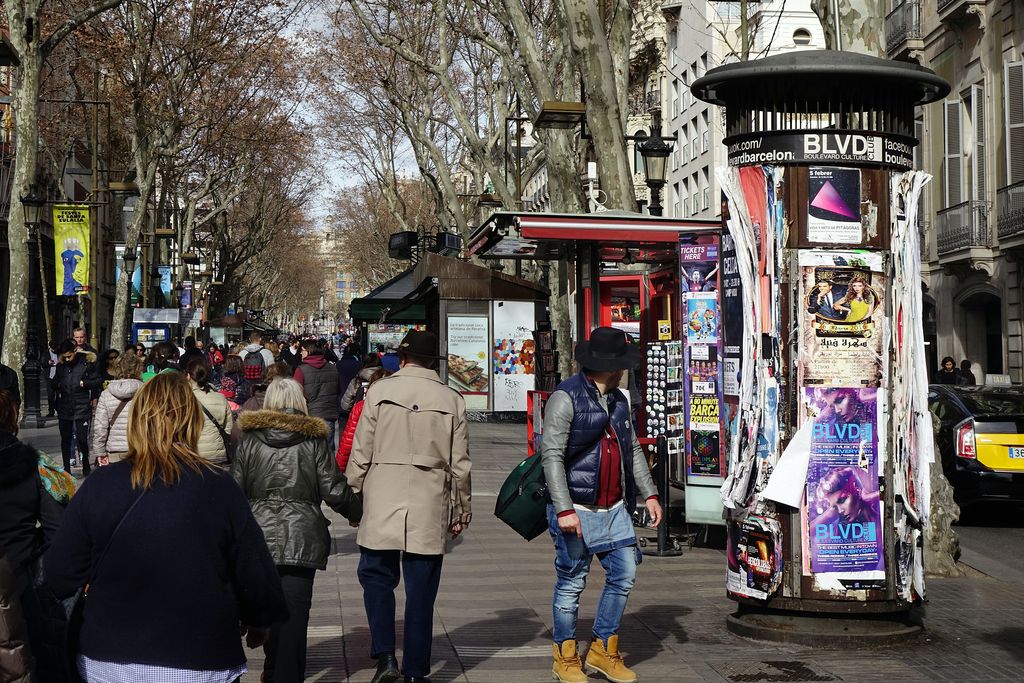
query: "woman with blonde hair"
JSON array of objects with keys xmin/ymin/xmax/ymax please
[
  {"xmin": 44, "ymin": 372, "xmax": 287, "ymax": 681},
  {"xmin": 833, "ymin": 276, "xmax": 876, "ymax": 323},
  {"xmin": 91, "ymin": 351, "xmax": 144, "ymax": 466},
  {"xmin": 234, "ymin": 377, "xmax": 361, "ymax": 682}
]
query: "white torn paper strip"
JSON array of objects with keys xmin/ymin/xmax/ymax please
[{"xmin": 761, "ymin": 420, "xmax": 814, "ymax": 508}]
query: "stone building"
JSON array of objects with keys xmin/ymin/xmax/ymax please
[{"xmin": 886, "ymin": 0, "xmax": 1023, "ymax": 382}]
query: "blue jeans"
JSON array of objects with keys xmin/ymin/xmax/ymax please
[{"xmin": 547, "ymin": 504, "xmax": 638, "ymax": 644}]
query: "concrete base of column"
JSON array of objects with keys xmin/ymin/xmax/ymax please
[{"xmin": 727, "ymin": 604, "xmax": 923, "ymax": 647}]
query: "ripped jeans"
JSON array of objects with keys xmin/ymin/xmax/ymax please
[{"xmin": 547, "ymin": 504, "xmax": 638, "ymax": 644}]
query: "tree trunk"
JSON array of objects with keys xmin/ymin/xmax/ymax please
[
  {"xmin": 1, "ymin": 1, "xmax": 43, "ymax": 397},
  {"xmin": 109, "ymin": 152, "xmax": 157, "ymax": 347},
  {"xmin": 558, "ymin": 0, "xmax": 636, "ymax": 211},
  {"xmin": 810, "ymin": 0, "xmax": 885, "ymax": 56}
]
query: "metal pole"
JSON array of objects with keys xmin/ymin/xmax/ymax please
[
  {"xmin": 90, "ymin": 67, "xmax": 99, "ymax": 350},
  {"xmin": 21, "ymin": 224, "xmax": 45, "ymax": 428},
  {"xmin": 643, "ymin": 436, "xmax": 682, "ymax": 557}
]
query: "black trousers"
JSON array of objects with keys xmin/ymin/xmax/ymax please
[
  {"xmin": 58, "ymin": 418, "xmax": 90, "ymax": 474},
  {"xmin": 358, "ymin": 547, "xmax": 443, "ymax": 679},
  {"xmin": 263, "ymin": 565, "xmax": 316, "ymax": 683}
]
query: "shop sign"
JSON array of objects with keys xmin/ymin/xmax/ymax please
[
  {"xmin": 657, "ymin": 319, "xmax": 671, "ymax": 340},
  {"xmin": 492, "ymin": 301, "xmax": 536, "ymax": 411},
  {"xmin": 727, "ymin": 133, "xmax": 913, "ymax": 171},
  {"xmin": 446, "ymin": 316, "xmax": 489, "ymax": 410}
]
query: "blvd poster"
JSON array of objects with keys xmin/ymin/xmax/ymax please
[
  {"xmin": 53, "ymin": 204, "xmax": 90, "ymax": 295},
  {"xmin": 803, "ymin": 386, "xmax": 885, "ymax": 579}
]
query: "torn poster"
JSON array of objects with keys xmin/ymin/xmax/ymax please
[
  {"xmin": 726, "ymin": 514, "xmax": 784, "ymax": 601},
  {"xmin": 762, "ymin": 419, "xmax": 813, "ymax": 509}
]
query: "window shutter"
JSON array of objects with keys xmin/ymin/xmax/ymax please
[
  {"xmin": 944, "ymin": 99, "xmax": 963, "ymax": 206},
  {"xmin": 973, "ymin": 83, "xmax": 986, "ymax": 201},
  {"xmin": 1005, "ymin": 62, "xmax": 1024, "ymax": 184}
]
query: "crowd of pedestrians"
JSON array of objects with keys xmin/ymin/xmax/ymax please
[{"xmin": 0, "ymin": 323, "xmax": 670, "ymax": 683}]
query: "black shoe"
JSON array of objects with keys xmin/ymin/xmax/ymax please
[{"xmin": 370, "ymin": 653, "xmax": 400, "ymax": 683}]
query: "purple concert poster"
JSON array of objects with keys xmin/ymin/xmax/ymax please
[{"xmin": 803, "ymin": 386, "xmax": 885, "ymax": 576}]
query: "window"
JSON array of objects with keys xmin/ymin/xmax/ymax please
[
  {"xmin": 970, "ymin": 83, "xmax": 986, "ymax": 202},
  {"xmin": 692, "ymin": 190, "xmax": 699, "ymax": 215},
  {"xmin": 669, "ymin": 30, "xmax": 678, "ymax": 69},
  {"xmin": 672, "ymin": 182, "xmax": 680, "ymax": 217},
  {"xmin": 1005, "ymin": 61, "xmax": 1024, "ymax": 184},
  {"xmin": 338, "ymin": 281, "xmax": 347, "ymax": 290},
  {"xmin": 691, "ymin": 135, "xmax": 698, "ymax": 160},
  {"xmin": 943, "ymin": 98, "xmax": 963, "ymax": 206},
  {"xmin": 793, "ymin": 28, "xmax": 812, "ymax": 46},
  {"xmin": 671, "ymin": 79, "xmax": 680, "ymax": 118},
  {"xmin": 632, "ymin": 130, "xmax": 647, "ymax": 174},
  {"xmin": 703, "ymin": 187, "xmax": 710, "ymax": 211}
]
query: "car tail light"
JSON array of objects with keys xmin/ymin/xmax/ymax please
[{"xmin": 956, "ymin": 420, "xmax": 976, "ymax": 459}]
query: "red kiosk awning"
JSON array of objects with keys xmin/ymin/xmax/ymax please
[{"xmin": 468, "ymin": 210, "xmax": 720, "ymax": 259}]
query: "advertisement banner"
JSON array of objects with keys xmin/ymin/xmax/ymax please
[
  {"xmin": 113, "ymin": 245, "xmax": 142, "ymax": 306},
  {"xmin": 803, "ymin": 387, "xmax": 885, "ymax": 579},
  {"xmin": 492, "ymin": 300, "xmax": 535, "ymax": 411},
  {"xmin": 680, "ymin": 235, "xmax": 724, "ymax": 482},
  {"xmin": 798, "ymin": 250, "xmax": 886, "ymax": 389},
  {"xmin": 180, "ymin": 281, "xmax": 193, "ymax": 309},
  {"xmin": 367, "ymin": 323, "xmax": 425, "ymax": 351},
  {"xmin": 807, "ymin": 167, "xmax": 862, "ymax": 244},
  {"xmin": 720, "ymin": 233, "xmax": 742, "ymax": 398},
  {"xmin": 446, "ymin": 316, "xmax": 489, "ymax": 410},
  {"xmin": 53, "ymin": 204, "xmax": 90, "ymax": 295},
  {"xmin": 158, "ymin": 265, "xmax": 173, "ymax": 308},
  {"xmin": 726, "ymin": 515, "xmax": 784, "ymax": 601}
]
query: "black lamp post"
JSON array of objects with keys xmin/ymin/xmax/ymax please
[
  {"xmin": 20, "ymin": 184, "xmax": 47, "ymax": 428},
  {"xmin": 639, "ymin": 106, "xmax": 672, "ymax": 217}
]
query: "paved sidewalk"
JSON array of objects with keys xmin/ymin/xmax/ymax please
[
  {"xmin": 17, "ymin": 421, "xmax": 1024, "ymax": 681},
  {"xmin": 240, "ymin": 423, "xmax": 1024, "ymax": 683}
]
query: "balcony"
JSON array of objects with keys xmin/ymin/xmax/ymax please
[
  {"xmin": 919, "ymin": 219, "xmax": 930, "ymax": 261},
  {"xmin": 937, "ymin": 0, "xmax": 987, "ymax": 26},
  {"xmin": 997, "ymin": 181, "xmax": 1024, "ymax": 242},
  {"xmin": 885, "ymin": 1, "xmax": 924, "ymax": 59},
  {"xmin": 936, "ymin": 200, "xmax": 990, "ymax": 256}
]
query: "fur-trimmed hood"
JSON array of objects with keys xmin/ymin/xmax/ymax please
[
  {"xmin": 0, "ymin": 433, "xmax": 39, "ymax": 488},
  {"xmin": 239, "ymin": 409, "xmax": 327, "ymax": 447}
]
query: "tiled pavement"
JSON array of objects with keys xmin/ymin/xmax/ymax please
[
  {"xmin": 236, "ymin": 422, "xmax": 1024, "ymax": 682},
  {"xmin": 18, "ymin": 421, "xmax": 1024, "ymax": 681}
]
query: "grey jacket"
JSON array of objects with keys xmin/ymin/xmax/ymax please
[{"xmin": 540, "ymin": 388, "xmax": 658, "ymax": 515}]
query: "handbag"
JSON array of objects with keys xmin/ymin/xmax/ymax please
[
  {"xmin": 493, "ymin": 455, "xmax": 551, "ymax": 541},
  {"xmin": 200, "ymin": 403, "xmax": 235, "ymax": 463}
]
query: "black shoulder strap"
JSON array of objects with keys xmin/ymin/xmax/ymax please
[
  {"xmin": 86, "ymin": 491, "xmax": 146, "ymax": 590},
  {"xmin": 200, "ymin": 403, "xmax": 231, "ymax": 446}
]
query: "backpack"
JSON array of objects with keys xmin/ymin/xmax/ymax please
[{"xmin": 242, "ymin": 349, "xmax": 266, "ymax": 381}]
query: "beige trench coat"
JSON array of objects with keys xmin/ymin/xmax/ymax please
[{"xmin": 346, "ymin": 365, "xmax": 471, "ymax": 555}]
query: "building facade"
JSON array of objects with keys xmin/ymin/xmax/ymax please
[{"xmin": 886, "ymin": 0, "xmax": 1023, "ymax": 382}]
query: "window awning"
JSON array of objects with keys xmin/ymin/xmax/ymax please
[{"xmin": 468, "ymin": 211, "xmax": 720, "ymax": 259}]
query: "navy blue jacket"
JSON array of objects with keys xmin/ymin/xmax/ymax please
[{"xmin": 44, "ymin": 462, "xmax": 288, "ymax": 670}]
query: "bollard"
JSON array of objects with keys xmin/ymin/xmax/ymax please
[{"xmin": 642, "ymin": 436, "xmax": 683, "ymax": 557}]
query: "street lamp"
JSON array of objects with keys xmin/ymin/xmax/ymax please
[
  {"xmin": 20, "ymin": 184, "xmax": 47, "ymax": 428},
  {"xmin": 639, "ymin": 106, "xmax": 672, "ymax": 217}
]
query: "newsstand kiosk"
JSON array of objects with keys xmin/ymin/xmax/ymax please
[
  {"xmin": 692, "ymin": 51, "xmax": 949, "ymax": 642},
  {"xmin": 468, "ymin": 211, "xmax": 729, "ymax": 527}
]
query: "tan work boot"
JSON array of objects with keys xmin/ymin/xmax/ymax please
[
  {"xmin": 552, "ymin": 639, "xmax": 588, "ymax": 682},
  {"xmin": 585, "ymin": 635, "xmax": 637, "ymax": 683}
]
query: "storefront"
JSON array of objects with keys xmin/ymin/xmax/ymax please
[
  {"xmin": 468, "ymin": 211, "xmax": 727, "ymax": 523},
  {"xmin": 348, "ymin": 268, "xmax": 428, "ymax": 356}
]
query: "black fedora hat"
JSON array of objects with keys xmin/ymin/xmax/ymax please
[
  {"xmin": 574, "ymin": 326, "xmax": 641, "ymax": 372},
  {"xmin": 398, "ymin": 329, "xmax": 441, "ymax": 359}
]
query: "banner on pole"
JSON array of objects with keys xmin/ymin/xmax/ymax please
[{"xmin": 53, "ymin": 204, "xmax": 90, "ymax": 296}]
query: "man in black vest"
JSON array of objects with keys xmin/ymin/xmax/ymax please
[
  {"xmin": 540, "ymin": 326, "xmax": 662, "ymax": 683},
  {"xmin": 294, "ymin": 339, "xmax": 340, "ymax": 447}
]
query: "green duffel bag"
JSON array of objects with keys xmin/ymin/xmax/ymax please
[{"xmin": 494, "ymin": 455, "xmax": 549, "ymax": 541}]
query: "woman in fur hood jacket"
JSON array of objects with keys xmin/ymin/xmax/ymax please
[{"xmin": 232, "ymin": 377, "xmax": 361, "ymax": 683}]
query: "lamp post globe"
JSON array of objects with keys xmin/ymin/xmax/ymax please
[{"xmin": 639, "ymin": 136, "xmax": 671, "ymax": 217}]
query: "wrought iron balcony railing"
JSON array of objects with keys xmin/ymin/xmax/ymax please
[
  {"xmin": 936, "ymin": 200, "xmax": 990, "ymax": 254},
  {"xmin": 885, "ymin": 1, "xmax": 924, "ymax": 54},
  {"xmin": 997, "ymin": 180, "xmax": 1024, "ymax": 241}
]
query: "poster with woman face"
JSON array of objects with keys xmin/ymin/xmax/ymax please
[
  {"xmin": 803, "ymin": 387, "xmax": 884, "ymax": 578},
  {"xmin": 798, "ymin": 250, "xmax": 886, "ymax": 389}
]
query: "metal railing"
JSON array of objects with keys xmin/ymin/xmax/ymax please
[
  {"xmin": 936, "ymin": 200, "xmax": 990, "ymax": 254},
  {"xmin": 885, "ymin": 1, "xmax": 923, "ymax": 53},
  {"xmin": 997, "ymin": 180, "xmax": 1024, "ymax": 240}
]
